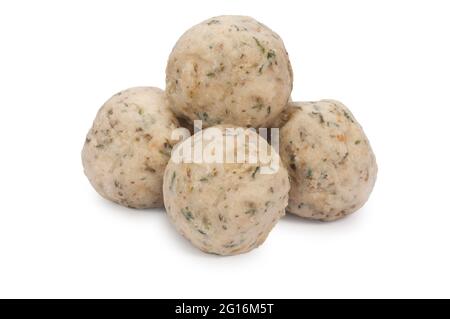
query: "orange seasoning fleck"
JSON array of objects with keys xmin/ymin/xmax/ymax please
[{"xmin": 336, "ymin": 134, "xmax": 347, "ymax": 142}]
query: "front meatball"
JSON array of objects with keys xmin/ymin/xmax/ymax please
[
  {"xmin": 82, "ymin": 87, "xmax": 180, "ymax": 208},
  {"xmin": 278, "ymin": 100, "xmax": 377, "ymax": 221},
  {"xmin": 166, "ymin": 15, "xmax": 293, "ymax": 128},
  {"xmin": 163, "ymin": 125, "xmax": 290, "ymax": 255}
]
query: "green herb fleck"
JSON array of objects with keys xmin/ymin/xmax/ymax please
[
  {"xmin": 202, "ymin": 216, "xmax": 211, "ymax": 230},
  {"xmin": 252, "ymin": 102, "xmax": 264, "ymax": 111},
  {"xmin": 206, "ymin": 72, "xmax": 215, "ymax": 77},
  {"xmin": 258, "ymin": 64, "xmax": 264, "ymax": 73},
  {"xmin": 306, "ymin": 168, "xmax": 313, "ymax": 179},
  {"xmin": 267, "ymin": 49, "xmax": 276, "ymax": 59},
  {"xmin": 181, "ymin": 207, "xmax": 194, "ymax": 221},
  {"xmin": 343, "ymin": 111, "xmax": 354, "ymax": 123},
  {"xmin": 207, "ymin": 19, "xmax": 220, "ymax": 25},
  {"xmin": 195, "ymin": 112, "xmax": 209, "ymax": 122},
  {"xmin": 245, "ymin": 208, "xmax": 257, "ymax": 216},
  {"xmin": 159, "ymin": 141, "xmax": 173, "ymax": 157},
  {"xmin": 252, "ymin": 166, "xmax": 260, "ymax": 178},
  {"xmin": 355, "ymin": 140, "xmax": 361, "ymax": 145},
  {"xmin": 199, "ymin": 169, "xmax": 218, "ymax": 182},
  {"xmin": 170, "ymin": 172, "xmax": 176, "ymax": 190},
  {"xmin": 223, "ymin": 242, "xmax": 237, "ymax": 248},
  {"xmin": 144, "ymin": 164, "xmax": 156, "ymax": 173},
  {"xmin": 340, "ymin": 152, "xmax": 349, "ymax": 164},
  {"xmin": 311, "ymin": 111, "xmax": 325, "ymax": 124},
  {"xmin": 253, "ymin": 37, "xmax": 265, "ymax": 54},
  {"xmin": 231, "ymin": 24, "xmax": 240, "ymax": 31}
]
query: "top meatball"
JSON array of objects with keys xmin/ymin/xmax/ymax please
[{"xmin": 166, "ymin": 15, "xmax": 293, "ymax": 128}]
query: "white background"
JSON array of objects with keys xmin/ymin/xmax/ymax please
[{"xmin": 1, "ymin": 0, "xmax": 449, "ymax": 298}]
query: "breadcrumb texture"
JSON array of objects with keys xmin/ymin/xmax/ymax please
[
  {"xmin": 82, "ymin": 87, "xmax": 180, "ymax": 208},
  {"xmin": 166, "ymin": 15, "xmax": 293, "ymax": 128},
  {"xmin": 278, "ymin": 100, "xmax": 377, "ymax": 221},
  {"xmin": 163, "ymin": 125, "xmax": 290, "ymax": 255}
]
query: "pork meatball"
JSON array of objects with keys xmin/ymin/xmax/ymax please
[
  {"xmin": 163, "ymin": 125, "xmax": 289, "ymax": 255},
  {"xmin": 277, "ymin": 100, "xmax": 377, "ymax": 221},
  {"xmin": 166, "ymin": 15, "xmax": 293, "ymax": 128},
  {"xmin": 82, "ymin": 87, "xmax": 180, "ymax": 208}
]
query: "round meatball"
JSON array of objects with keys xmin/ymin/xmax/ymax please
[
  {"xmin": 166, "ymin": 15, "xmax": 293, "ymax": 128},
  {"xmin": 163, "ymin": 125, "xmax": 289, "ymax": 255},
  {"xmin": 82, "ymin": 87, "xmax": 180, "ymax": 208},
  {"xmin": 277, "ymin": 100, "xmax": 377, "ymax": 221}
]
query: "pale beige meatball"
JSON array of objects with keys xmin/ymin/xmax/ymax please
[
  {"xmin": 166, "ymin": 15, "xmax": 293, "ymax": 128},
  {"xmin": 82, "ymin": 87, "xmax": 180, "ymax": 208},
  {"xmin": 277, "ymin": 100, "xmax": 377, "ymax": 221},
  {"xmin": 163, "ymin": 125, "xmax": 289, "ymax": 255}
]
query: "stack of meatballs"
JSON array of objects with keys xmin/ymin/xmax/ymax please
[{"xmin": 82, "ymin": 16, "xmax": 377, "ymax": 256}]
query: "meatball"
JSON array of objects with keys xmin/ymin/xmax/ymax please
[
  {"xmin": 82, "ymin": 87, "xmax": 180, "ymax": 208},
  {"xmin": 163, "ymin": 125, "xmax": 290, "ymax": 255},
  {"xmin": 277, "ymin": 100, "xmax": 377, "ymax": 221},
  {"xmin": 166, "ymin": 15, "xmax": 293, "ymax": 128}
]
